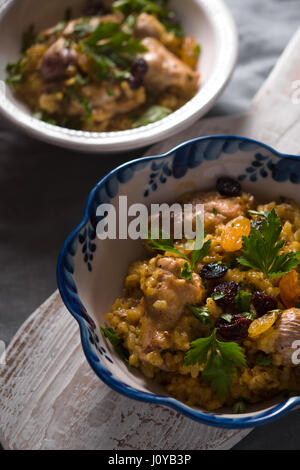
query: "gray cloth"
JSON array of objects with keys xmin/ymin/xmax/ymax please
[{"xmin": 1, "ymin": 0, "xmax": 300, "ymax": 450}]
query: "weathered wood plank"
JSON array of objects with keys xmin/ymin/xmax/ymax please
[{"xmin": 1, "ymin": 27, "xmax": 300, "ymax": 452}]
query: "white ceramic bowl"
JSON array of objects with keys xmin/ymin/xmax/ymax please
[
  {"xmin": 57, "ymin": 135, "xmax": 300, "ymax": 428},
  {"xmin": 0, "ymin": 0, "xmax": 238, "ymax": 153}
]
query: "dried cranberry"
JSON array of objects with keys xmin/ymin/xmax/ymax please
[
  {"xmin": 251, "ymin": 292, "xmax": 278, "ymax": 316},
  {"xmin": 212, "ymin": 281, "xmax": 239, "ymax": 307},
  {"xmin": 200, "ymin": 262, "xmax": 228, "ymax": 280},
  {"xmin": 129, "ymin": 58, "xmax": 148, "ymax": 89},
  {"xmin": 83, "ymin": 0, "xmax": 106, "ymax": 16},
  {"xmin": 216, "ymin": 177, "xmax": 242, "ymax": 197},
  {"xmin": 41, "ymin": 47, "xmax": 77, "ymax": 80},
  {"xmin": 216, "ymin": 315, "xmax": 251, "ymax": 340}
]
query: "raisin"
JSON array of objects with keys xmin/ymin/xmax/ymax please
[
  {"xmin": 200, "ymin": 262, "xmax": 228, "ymax": 280},
  {"xmin": 221, "ymin": 216, "xmax": 251, "ymax": 252},
  {"xmin": 129, "ymin": 58, "xmax": 148, "ymax": 89},
  {"xmin": 41, "ymin": 47, "xmax": 77, "ymax": 80},
  {"xmin": 216, "ymin": 315, "xmax": 251, "ymax": 340},
  {"xmin": 83, "ymin": 0, "xmax": 106, "ymax": 16},
  {"xmin": 248, "ymin": 311, "xmax": 279, "ymax": 339},
  {"xmin": 216, "ymin": 177, "xmax": 242, "ymax": 197},
  {"xmin": 212, "ymin": 281, "xmax": 239, "ymax": 307},
  {"xmin": 279, "ymin": 270, "xmax": 300, "ymax": 308},
  {"xmin": 252, "ymin": 292, "xmax": 278, "ymax": 316}
]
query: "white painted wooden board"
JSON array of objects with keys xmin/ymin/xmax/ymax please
[{"xmin": 1, "ymin": 28, "xmax": 300, "ymax": 451}]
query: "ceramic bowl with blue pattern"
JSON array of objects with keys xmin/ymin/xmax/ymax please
[{"xmin": 57, "ymin": 135, "xmax": 300, "ymax": 428}]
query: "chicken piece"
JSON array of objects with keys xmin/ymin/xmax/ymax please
[
  {"xmin": 140, "ymin": 37, "xmax": 199, "ymax": 98},
  {"xmin": 135, "ymin": 13, "xmax": 181, "ymax": 54},
  {"xmin": 139, "ymin": 256, "xmax": 204, "ymax": 365},
  {"xmin": 178, "ymin": 191, "xmax": 255, "ymax": 234},
  {"xmin": 135, "ymin": 13, "xmax": 166, "ymax": 40},
  {"xmin": 42, "ymin": 12, "xmax": 123, "ymax": 38},
  {"xmin": 257, "ymin": 308, "xmax": 300, "ymax": 366},
  {"xmin": 41, "ymin": 38, "xmax": 77, "ymax": 80},
  {"xmin": 79, "ymin": 81, "xmax": 146, "ymax": 121}
]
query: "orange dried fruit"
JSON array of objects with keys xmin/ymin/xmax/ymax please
[
  {"xmin": 221, "ymin": 216, "xmax": 251, "ymax": 252},
  {"xmin": 180, "ymin": 36, "xmax": 200, "ymax": 69},
  {"xmin": 279, "ymin": 270, "xmax": 300, "ymax": 308},
  {"xmin": 248, "ymin": 310, "xmax": 279, "ymax": 339}
]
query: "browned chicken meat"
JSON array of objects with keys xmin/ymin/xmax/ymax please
[
  {"xmin": 41, "ymin": 37, "xmax": 78, "ymax": 80},
  {"xmin": 179, "ymin": 190, "xmax": 255, "ymax": 234},
  {"xmin": 8, "ymin": 4, "xmax": 201, "ymax": 132},
  {"xmin": 257, "ymin": 308, "xmax": 300, "ymax": 366},
  {"xmin": 147, "ymin": 190, "xmax": 255, "ymax": 240},
  {"xmin": 140, "ymin": 37, "xmax": 199, "ymax": 98},
  {"xmin": 139, "ymin": 256, "xmax": 204, "ymax": 367}
]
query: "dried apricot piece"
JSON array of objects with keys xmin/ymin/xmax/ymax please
[
  {"xmin": 221, "ymin": 216, "xmax": 251, "ymax": 252},
  {"xmin": 248, "ymin": 311, "xmax": 279, "ymax": 339},
  {"xmin": 180, "ymin": 36, "xmax": 200, "ymax": 69},
  {"xmin": 279, "ymin": 270, "xmax": 300, "ymax": 308}
]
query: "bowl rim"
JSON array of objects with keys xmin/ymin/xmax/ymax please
[
  {"xmin": 0, "ymin": 0, "xmax": 238, "ymax": 152},
  {"xmin": 57, "ymin": 135, "xmax": 300, "ymax": 428}
]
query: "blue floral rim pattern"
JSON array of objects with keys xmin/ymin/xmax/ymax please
[{"xmin": 57, "ymin": 135, "xmax": 300, "ymax": 429}]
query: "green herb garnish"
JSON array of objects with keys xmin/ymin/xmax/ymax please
[
  {"xmin": 21, "ymin": 24, "xmax": 36, "ymax": 53},
  {"xmin": 211, "ymin": 291, "xmax": 225, "ymax": 301},
  {"xmin": 6, "ymin": 58, "xmax": 25, "ymax": 85},
  {"xmin": 255, "ymin": 352, "xmax": 272, "ymax": 366},
  {"xmin": 220, "ymin": 313, "xmax": 233, "ymax": 323},
  {"xmin": 33, "ymin": 111, "xmax": 57, "ymax": 125},
  {"xmin": 235, "ymin": 290, "xmax": 252, "ymax": 313},
  {"xmin": 233, "ymin": 399, "xmax": 247, "ymax": 414},
  {"xmin": 100, "ymin": 327, "xmax": 129, "ymax": 363},
  {"xmin": 82, "ymin": 21, "xmax": 147, "ymax": 80},
  {"xmin": 146, "ymin": 231, "xmax": 189, "ymax": 261},
  {"xmin": 186, "ymin": 305, "xmax": 212, "ymax": 326},
  {"xmin": 239, "ymin": 311, "xmax": 257, "ymax": 321},
  {"xmin": 248, "ymin": 210, "xmax": 269, "ymax": 218},
  {"xmin": 147, "ymin": 230, "xmax": 211, "ymax": 281},
  {"xmin": 181, "ymin": 262, "xmax": 193, "ymax": 280},
  {"xmin": 64, "ymin": 7, "xmax": 72, "ymax": 22},
  {"xmin": 238, "ymin": 209, "xmax": 300, "ymax": 278},
  {"xmin": 190, "ymin": 238, "xmax": 212, "ymax": 270},
  {"xmin": 133, "ymin": 105, "xmax": 172, "ymax": 128},
  {"xmin": 73, "ymin": 20, "xmax": 97, "ymax": 38},
  {"xmin": 185, "ymin": 329, "xmax": 247, "ymax": 402}
]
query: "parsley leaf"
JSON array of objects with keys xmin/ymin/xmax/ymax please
[
  {"xmin": 191, "ymin": 238, "xmax": 212, "ymax": 270},
  {"xmin": 181, "ymin": 262, "xmax": 193, "ymax": 281},
  {"xmin": 211, "ymin": 291, "xmax": 225, "ymax": 301},
  {"xmin": 21, "ymin": 24, "xmax": 36, "ymax": 53},
  {"xmin": 237, "ymin": 209, "xmax": 300, "ymax": 278},
  {"xmin": 100, "ymin": 326, "xmax": 129, "ymax": 363},
  {"xmin": 235, "ymin": 290, "xmax": 252, "ymax": 313},
  {"xmin": 248, "ymin": 210, "xmax": 269, "ymax": 218},
  {"xmin": 133, "ymin": 105, "xmax": 172, "ymax": 128},
  {"xmin": 186, "ymin": 305, "xmax": 212, "ymax": 326},
  {"xmin": 84, "ymin": 21, "xmax": 121, "ymax": 45},
  {"xmin": 6, "ymin": 58, "xmax": 26, "ymax": 85},
  {"xmin": 220, "ymin": 313, "xmax": 233, "ymax": 323},
  {"xmin": 255, "ymin": 352, "xmax": 272, "ymax": 366},
  {"xmin": 239, "ymin": 311, "xmax": 257, "ymax": 321},
  {"xmin": 147, "ymin": 230, "xmax": 211, "ymax": 281},
  {"xmin": 185, "ymin": 329, "xmax": 246, "ymax": 402},
  {"xmin": 146, "ymin": 231, "xmax": 189, "ymax": 261},
  {"xmin": 233, "ymin": 400, "xmax": 247, "ymax": 414},
  {"xmin": 82, "ymin": 21, "xmax": 147, "ymax": 80}
]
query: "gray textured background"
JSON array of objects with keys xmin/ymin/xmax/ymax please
[{"xmin": 1, "ymin": 0, "xmax": 300, "ymax": 450}]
